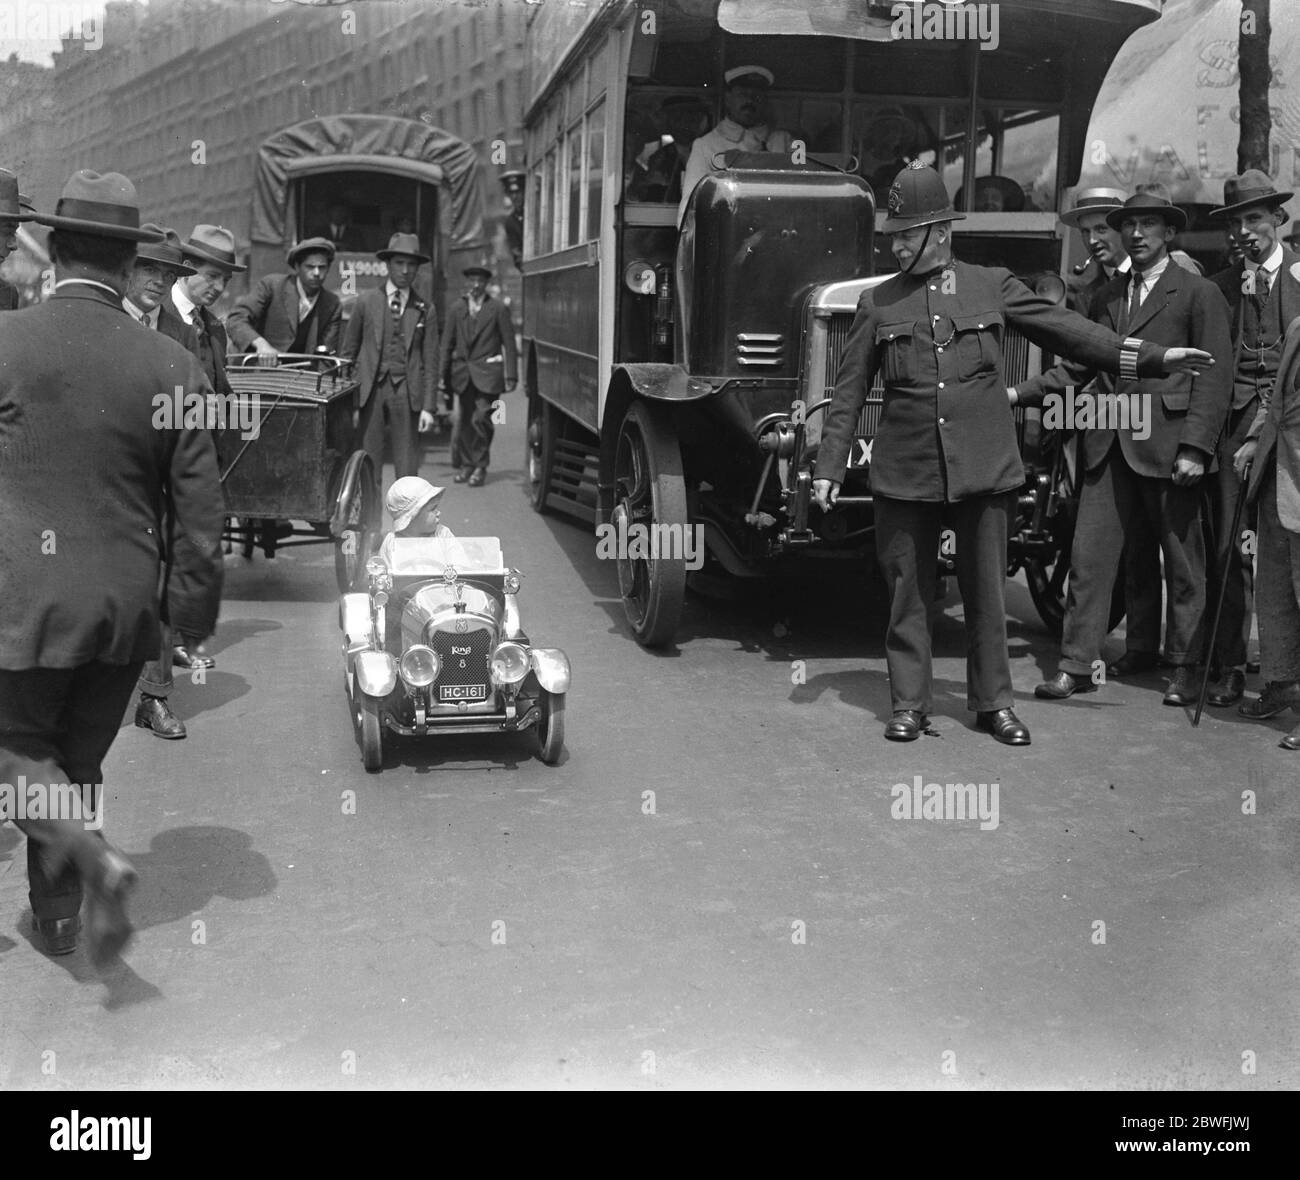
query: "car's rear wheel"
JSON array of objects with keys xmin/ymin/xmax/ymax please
[
  {"xmin": 358, "ymin": 695, "xmax": 383, "ymax": 772},
  {"xmin": 613, "ymin": 401, "xmax": 688, "ymax": 647},
  {"xmin": 536, "ymin": 689, "xmax": 565, "ymax": 765}
]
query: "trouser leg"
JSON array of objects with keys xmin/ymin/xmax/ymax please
[
  {"xmin": 358, "ymin": 386, "xmax": 387, "ymax": 483},
  {"xmin": 1209, "ymin": 400, "xmax": 1258, "ymax": 667},
  {"xmin": 1123, "ymin": 511, "xmax": 1163, "ymax": 653},
  {"xmin": 137, "ymin": 621, "xmax": 173, "ymax": 698},
  {"xmin": 950, "ymin": 491, "xmax": 1016, "ymax": 713},
  {"xmin": 1060, "ymin": 448, "xmax": 1134, "ymax": 676},
  {"xmin": 874, "ymin": 496, "xmax": 940, "ymax": 713},
  {"xmin": 1150, "ymin": 474, "xmax": 1208, "ymax": 666},
  {"xmin": 385, "ymin": 378, "xmax": 418, "ymax": 479},
  {"xmin": 457, "ymin": 382, "xmax": 495, "ymax": 469},
  {"xmin": 1256, "ymin": 470, "xmax": 1300, "ymax": 683}
]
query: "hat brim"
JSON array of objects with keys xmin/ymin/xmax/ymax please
[
  {"xmin": 1060, "ymin": 204, "xmax": 1124, "ymax": 228},
  {"xmin": 392, "ymin": 488, "xmax": 443, "ymax": 532},
  {"xmin": 34, "ymin": 213, "xmax": 164, "ymax": 242},
  {"xmin": 461, "ymin": 267, "xmax": 492, "ymax": 278},
  {"xmin": 181, "ymin": 243, "xmax": 247, "ymax": 272},
  {"xmin": 1105, "ymin": 204, "xmax": 1188, "ymax": 233},
  {"xmin": 136, "ymin": 254, "xmax": 196, "ymax": 277},
  {"xmin": 882, "ymin": 210, "xmax": 966, "ymax": 234},
  {"xmin": 378, "ymin": 249, "xmax": 431, "ymax": 264},
  {"xmin": 1208, "ymin": 193, "xmax": 1293, "ymax": 222}
]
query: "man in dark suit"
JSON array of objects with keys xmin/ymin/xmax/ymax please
[
  {"xmin": 226, "ymin": 237, "xmax": 343, "ymax": 363},
  {"xmin": 1234, "ymin": 313, "xmax": 1300, "ymax": 746},
  {"xmin": 312, "ymin": 201, "xmax": 366, "ymax": 252},
  {"xmin": 1019, "ymin": 186, "xmax": 1234, "ymax": 707},
  {"xmin": 1201, "ymin": 173, "xmax": 1300, "ymax": 706},
  {"xmin": 812, "ymin": 165, "xmax": 1215, "ymax": 745},
  {"xmin": 167, "ymin": 223, "xmax": 243, "ymax": 402},
  {"xmin": 1064, "ymin": 187, "xmax": 1131, "ymax": 314},
  {"xmin": 440, "ymin": 265, "xmax": 518, "ymax": 487},
  {"xmin": 0, "ymin": 167, "xmax": 33, "ymax": 310},
  {"xmin": 0, "ymin": 171, "xmax": 224, "ymax": 966},
  {"xmin": 341, "ymin": 233, "xmax": 440, "ymax": 481}
]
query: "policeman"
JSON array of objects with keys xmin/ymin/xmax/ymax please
[{"xmin": 813, "ymin": 163, "xmax": 1216, "ymax": 744}]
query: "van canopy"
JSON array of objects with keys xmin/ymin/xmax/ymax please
[{"xmin": 251, "ymin": 114, "xmax": 486, "ymax": 250}]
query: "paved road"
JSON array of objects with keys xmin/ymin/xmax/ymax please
[{"xmin": 2, "ymin": 406, "xmax": 1297, "ymax": 1090}]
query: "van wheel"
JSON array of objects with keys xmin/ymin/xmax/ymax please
[{"xmin": 612, "ymin": 401, "xmax": 688, "ymax": 647}]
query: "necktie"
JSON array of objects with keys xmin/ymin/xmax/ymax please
[
  {"xmin": 1124, "ymin": 272, "xmax": 1142, "ymax": 332},
  {"xmin": 1255, "ymin": 266, "xmax": 1271, "ymax": 305},
  {"xmin": 390, "ymin": 291, "xmax": 402, "ymax": 322}
]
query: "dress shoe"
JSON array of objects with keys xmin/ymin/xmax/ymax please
[
  {"xmin": 1106, "ymin": 650, "xmax": 1159, "ymax": 677},
  {"xmin": 134, "ymin": 695, "xmax": 186, "ymax": 739},
  {"xmin": 1206, "ymin": 668, "xmax": 1247, "ymax": 707},
  {"xmin": 1239, "ymin": 680, "xmax": 1300, "ymax": 720},
  {"xmin": 1281, "ymin": 718, "xmax": 1300, "ymax": 751},
  {"xmin": 172, "ymin": 641, "xmax": 215, "ymax": 670},
  {"xmin": 84, "ymin": 848, "xmax": 138, "ymax": 969},
  {"xmin": 467, "ymin": 467, "xmax": 487, "ymax": 487},
  {"xmin": 453, "ymin": 466, "xmax": 473, "ymax": 484},
  {"xmin": 1162, "ymin": 665, "xmax": 1199, "ymax": 706},
  {"xmin": 34, "ymin": 915, "xmax": 80, "ymax": 956},
  {"xmin": 976, "ymin": 707, "xmax": 1031, "ymax": 745},
  {"xmin": 884, "ymin": 709, "xmax": 928, "ymax": 742},
  {"xmin": 1034, "ymin": 671, "xmax": 1097, "ymax": 699}
]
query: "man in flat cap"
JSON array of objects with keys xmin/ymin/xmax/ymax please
[
  {"xmin": 0, "ymin": 167, "xmax": 33, "ymax": 311},
  {"xmin": 1202, "ymin": 171, "xmax": 1300, "ymax": 709},
  {"xmin": 342, "ymin": 232, "xmax": 440, "ymax": 482},
  {"xmin": 813, "ymin": 164, "xmax": 1215, "ymax": 746},
  {"xmin": 0, "ymin": 170, "xmax": 224, "ymax": 966},
  {"xmin": 678, "ymin": 65, "xmax": 793, "ymax": 226},
  {"xmin": 439, "ymin": 264, "xmax": 518, "ymax": 487},
  {"xmin": 226, "ymin": 236, "xmax": 343, "ymax": 364}
]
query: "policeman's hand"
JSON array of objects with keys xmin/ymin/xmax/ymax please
[
  {"xmin": 812, "ymin": 478, "xmax": 840, "ymax": 512},
  {"xmin": 418, "ymin": 411, "xmax": 436, "ymax": 433},
  {"xmin": 1233, "ymin": 439, "xmax": 1258, "ymax": 481},
  {"xmin": 1171, "ymin": 446, "xmax": 1206, "ymax": 486},
  {"xmin": 505, "ymin": 379, "xmax": 518, "ymax": 393},
  {"xmin": 253, "ymin": 337, "xmax": 279, "ymax": 367},
  {"xmin": 1161, "ymin": 347, "xmax": 1215, "ymax": 375}
]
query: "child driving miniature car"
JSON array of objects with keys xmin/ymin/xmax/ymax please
[{"xmin": 379, "ymin": 476, "xmax": 454, "ymax": 567}]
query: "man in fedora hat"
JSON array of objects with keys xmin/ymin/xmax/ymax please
[
  {"xmin": 1200, "ymin": 171, "xmax": 1300, "ymax": 708},
  {"xmin": 226, "ymin": 236, "xmax": 343, "ymax": 364},
  {"xmin": 0, "ymin": 167, "xmax": 33, "ymax": 311},
  {"xmin": 813, "ymin": 164, "xmax": 1216, "ymax": 746},
  {"xmin": 341, "ymin": 232, "xmax": 440, "ymax": 481},
  {"xmin": 123, "ymin": 223, "xmax": 197, "ymax": 342},
  {"xmin": 0, "ymin": 170, "xmax": 224, "ymax": 965},
  {"xmin": 678, "ymin": 65, "xmax": 793, "ymax": 225},
  {"xmin": 167, "ymin": 224, "xmax": 243, "ymax": 404},
  {"xmin": 439, "ymin": 264, "xmax": 518, "ymax": 487},
  {"xmin": 1017, "ymin": 182, "xmax": 1233, "ymax": 708}
]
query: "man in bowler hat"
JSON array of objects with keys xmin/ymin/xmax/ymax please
[
  {"xmin": 0, "ymin": 171, "xmax": 225, "ymax": 965},
  {"xmin": 813, "ymin": 164, "xmax": 1215, "ymax": 745},
  {"xmin": 226, "ymin": 236, "xmax": 343, "ymax": 363}
]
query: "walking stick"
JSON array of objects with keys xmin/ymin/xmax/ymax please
[{"xmin": 1194, "ymin": 460, "xmax": 1252, "ymax": 727}]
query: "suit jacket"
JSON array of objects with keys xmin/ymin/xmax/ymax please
[
  {"xmin": 0, "ymin": 284, "xmax": 225, "ymax": 668},
  {"xmin": 1209, "ymin": 247, "xmax": 1300, "ymax": 407},
  {"xmin": 1016, "ymin": 261, "xmax": 1233, "ymax": 479},
  {"xmin": 341, "ymin": 285, "xmax": 439, "ymax": 412},
  {"xmin": 1067, "ymin": 258, "xmax": 1128, "ymax": 315},
  {"xmin": 1246, "ymin": 313, "xmax": 1300, "ymax": 530},
  {"xmin": 440, "ymin": 294, "xmax": 518, "ymax": 397},
  {"xmin": 226, "ymin": 273, "xmax": 343, "ymax": 356},
  {"xmin": 819, "ymin": 260, "xmax": 1172, "ymax": 500},
  {"xmin": 161, "ymin": 292, "xmax": 233, "ymax": 400}
]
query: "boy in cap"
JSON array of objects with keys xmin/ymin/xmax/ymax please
[{"xmin": 226, "ymin": 236, "xmax": 343, "ymax": 363}]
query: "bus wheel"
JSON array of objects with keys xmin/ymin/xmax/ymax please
[
  {"xmin": 612, "ymin": 401, "xmax": 687, "ymax": 647},
  {"xmin": 528, "ymin": 400, "xmax": 554, "ymax": 514}
]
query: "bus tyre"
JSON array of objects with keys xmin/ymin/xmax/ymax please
[
  {"xmin": 613, "ymin": 401, "xmax": 688, "ymax": 648},
  {"xmin": 528, "ymin": 399, "xmax": 554, "ymax": 514}
]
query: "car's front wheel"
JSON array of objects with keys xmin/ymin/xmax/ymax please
[
  {"xmin": 536, "ymin": 689, "xmax": 565, "ymax": 765},
  {"xmin": 357, "ymin": 694, "xmax": 384, "ymax": 772}
]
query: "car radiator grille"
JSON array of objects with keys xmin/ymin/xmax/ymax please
[
  {"xmin": 431, "ymin": 627, "xmax": 492, "ymax": 688},
  {"xmin": 820, "ymin": 311, "xmax": 1033, "ymax": 445}
]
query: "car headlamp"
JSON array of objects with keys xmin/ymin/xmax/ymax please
[
  {"xmin": 399, "ymin": 644, "xmax": 439, "ymax": 688},
  {"xmin": 504, "ymin": 570, "xmax": 522, "ymax": 595},
  {"xmin": 490, "ymin": 641, "xmax": 530, "ymax": 685}
]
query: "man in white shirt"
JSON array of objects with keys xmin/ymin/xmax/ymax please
[{"xmin": 677, "ymin": 65, "xmax": 793, "ymax": 226}]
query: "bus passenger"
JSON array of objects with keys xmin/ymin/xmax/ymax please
[
  {"xmin": 627, "ymin": 95, "xmax": 708, "ymax": 204},
  {"xmin": 677, "ymin": 66, "xmax": 792, "ymax": 226}
]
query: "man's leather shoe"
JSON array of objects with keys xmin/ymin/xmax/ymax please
[
  {"xmin": 172, "ymin": 642, "xmax": 214, "ymax": 670},
  {"xmin": 1206, "ymin": 668, "xmax": 1247, "ymax": 707},
  {"xmin": 1106, "ymin": 650, "xmax": 1159, "ymax": 677},
  {"xmin": 34, "ymin": 915, "xmax": 80, "ymax": 956},
  {"xmin": 85, "ymin": 848, "xmax": 137, "ymax": 969},
  {"xmin": 976, "ymin": 707, "xmax": 1031, "ymax": 745},
  {"xmin": 1239, "ymin": 680, "xmax": 1300, "ymax": 720},
  {"xmin": 467, "ymin": 467, "xmax": 487, "ymax": 487},
  {"xmin": 453, "ymin": 466, "xmax": 473, "ymax": 483},
  {"xmin": 884, "ymin": 710, "xmax": 928, "ymax": 742},
  {"xmin": 1281, "ymin": 718, "xmax": 1300, "ymax": 751},
  {"xmin": 1162, "ymin": 666, "xmax": 1199, "ymax": 706},
  {"xmin": 1034, "ymin": 671, "xmax": 1097, "ymax": 699},
  {"xmin": 134, "ymin": 695, "xmax": 186, "ymax": 739}
]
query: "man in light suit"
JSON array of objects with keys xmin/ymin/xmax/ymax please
[
  {"xmin": 342, "ymin": 232, "xmax": 440, "ymax": 481},
  {"xmin": 1017, "ymin": 185, "xmax": 1233, "ymax": 707},
  {"xmin": 1234, "ymin": 314, "xmax": 1300, "ymax": 745},
  {"xmin": 1202, "ymin": 173, "xmax": 1300, "ymax": 706},
  {"xmin": 226, "ymin": 236, "xmax": 343, "ymax": 363},
  {"xmin": 0, "ymin": 171, "xmax": 224, "ymax": 966},
  {"xmin": 440, "ymin": 265, "xmax": 518, "ymax": 487}
]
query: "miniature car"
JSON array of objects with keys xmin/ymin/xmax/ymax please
[{"xmin": 340, "ymin": 536, "xmax": 570, "ymax": 770}]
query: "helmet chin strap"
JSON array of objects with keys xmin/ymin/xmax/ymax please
[{"xmin": 903, "ymin": 223, "xmax": 936, "ymax": 275}]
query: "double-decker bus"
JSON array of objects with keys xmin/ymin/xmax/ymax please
[{"xmin": 520, "ymin": 0, "xmax": 1163, "ymax": 645}]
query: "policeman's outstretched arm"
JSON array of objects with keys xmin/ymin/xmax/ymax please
[{"xmin": 1160, "ymin": 347, "xmax": 1216, "ymax": 374}]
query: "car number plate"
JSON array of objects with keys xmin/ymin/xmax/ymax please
[{"xmin": 440, "ymin": 684, "xmax": 488, "ymax": 702}]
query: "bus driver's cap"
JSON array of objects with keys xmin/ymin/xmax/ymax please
[{"xmin": 724, "ymin": 65, "xmax": 774, "ymax": 89}]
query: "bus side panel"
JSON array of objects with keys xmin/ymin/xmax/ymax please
[{"xmin": 524, "ymin": 263, "xmax": 601, "ymax": 433}]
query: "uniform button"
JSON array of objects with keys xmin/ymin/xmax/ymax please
[
  {"xmin": 939, "ymin": 417, "xmax": 946, "ymax": 424},
  {"xmin": 937, "ymin": 346, "xmax": 943, "ymax": 352},
  {"xmin": 933, "ymin": 314, "xmax": 940, "ymax": 321},
  {"xmin": 930, "ymin": 285, "xmax": 937, "ymax": 291},
  {"xmin": 978, "ymin": 322, "xmax": 984, "ymax": 328},
  {"xmin": 938, "ymin": 382, "xmax": 944, "ymax": 389}
]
